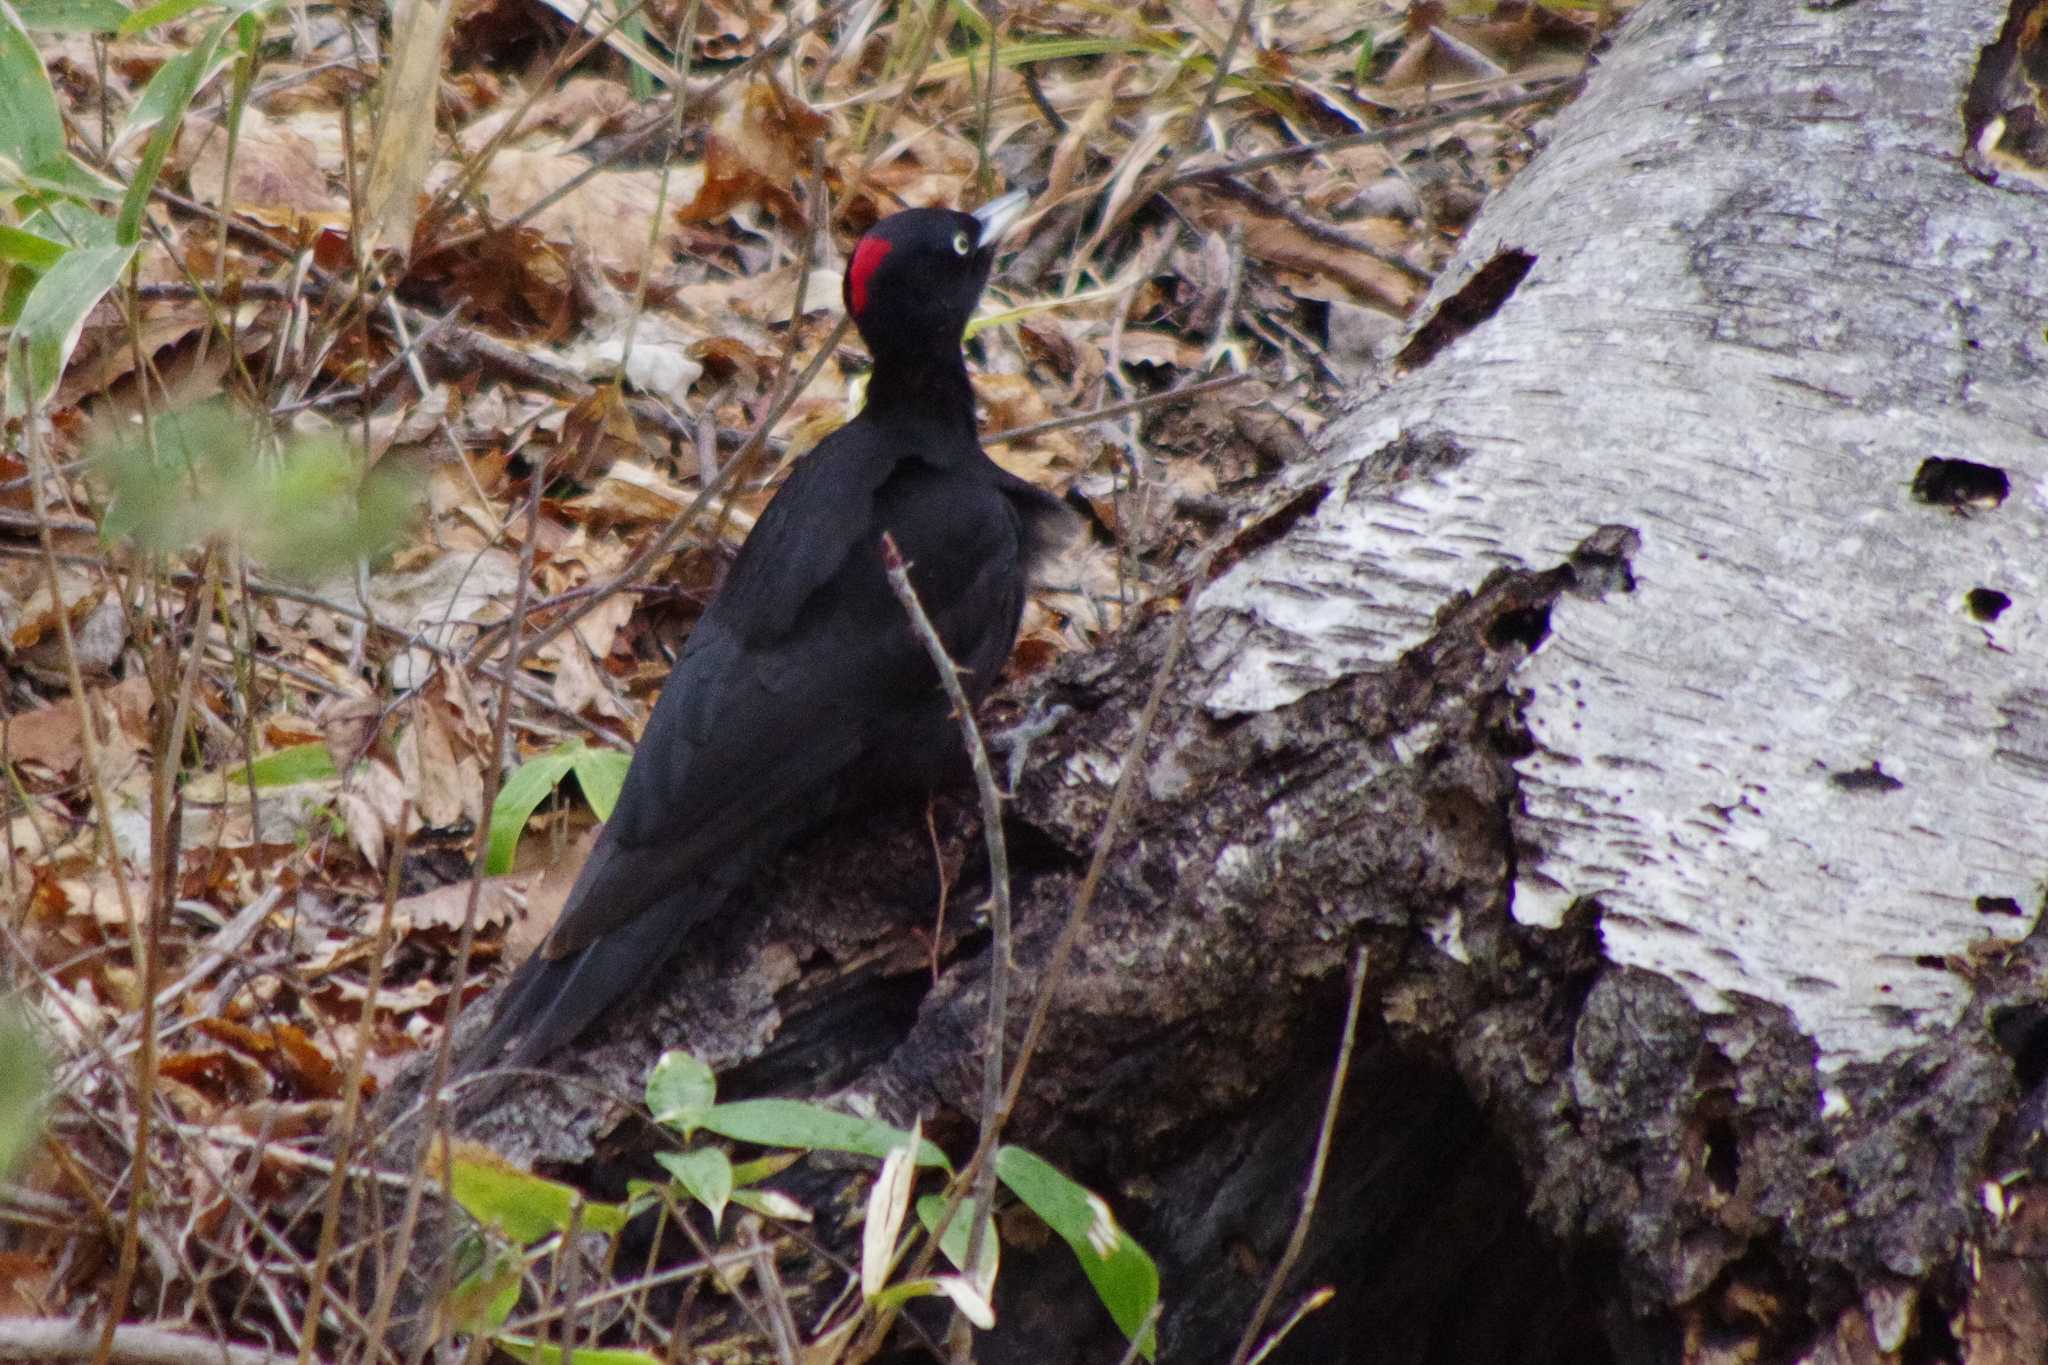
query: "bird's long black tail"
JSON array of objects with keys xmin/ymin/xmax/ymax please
[{"xmin": 455, "ymin": 890, "xmax": 723, "ymax": 1078}]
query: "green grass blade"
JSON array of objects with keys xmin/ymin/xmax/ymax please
[
  {"xmin": 5, "ymin": 239, "xmax": 135, "ymax": 413},
  {"xmin": 0, "ymin": 0, "xmax": 71, "ymax": 178}
]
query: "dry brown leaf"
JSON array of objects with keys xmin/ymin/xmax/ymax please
[
  {"xmin": 462, "ymin": 148, "xmax": 702, "ymax": 276},
  {"xmin": 563, "ymin": 458, "xmax": 694, "ymax": 525},
  {"xmin": 561, "ymin": 311, "xmax": 708, "ymax": 399},
  {"xmin": 192, "ymin": 1016, "xmax": 349, "ymax": 1100},
  {"xmin": 3, "ymin": 559, "xmax": 97, "ymax": 654},
  {"xmin": 178, "ymin": 107, "xmax": 343, "ymax": 227},
  {"xmin": 504, "ymin": 823, "xmax": 598, "ymax": 960},
  {"xmin": 538, "ymin": 591, "xmax": 635, "ymax": 719},
  {"xmin": 0, "ymin": 676, "xmax": 152, "ymax": 777},
  {"xmin": 314, "ymin": 692, "xmax": 385, "ymax": 776},
  {"xmin": 0, "ymin": 1251, "xmax": 55, "ymax": 1316},
  {"xmin": 458, "ymin": 75, "xmax": 638, "ymax": 154},
  {"xmin": 977, "ymin": 372, "xmax": 1084, "ymax": 485},
  {"xmin": 676, "ymin": 263, "xmax": 843, "ymax": 325},
  {"xmin": 1116, "ymin": 328, "xmax": 1205, "ymax": 371},
  {"xmin": 680, "ymin": 77, "xmax": 829, "ymax": 223},
  {"xmin": 389, "ymin": 874, "xmax": 531, "ymax": 933},
  {"xmin": 355, "ymin": 547, "xmax": 520, "ymax": 688},
  {"xmin": 1188, "ymin": 193, "xmax": 1423, "ymax": 311},
  {"xmin": 394, "ymin": 694, "xmax": 483, "ymax": 830},
  {"xmin": 360, "ymin": 383, "xmax": 456, "ymax": 462},
  {"xmin": 323, "ymin": 974, "xmax": 443, "ymax": 1013},
  {"xmin": 335, "ymin": 758, "xmax": 415, "ymax": 869},
  {"xmin": 555, "ymin": 380, "xmax": 642, "ymax": 484}
]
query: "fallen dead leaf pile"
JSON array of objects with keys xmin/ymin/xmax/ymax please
[{"xmin": 0, "ymin": 0, "xmax": 1629, "ymax": 1350}]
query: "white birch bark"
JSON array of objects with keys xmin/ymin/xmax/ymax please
[{"xmin": 1193, "ymin": 0, "xmax": 2048, "ymax": 1077}]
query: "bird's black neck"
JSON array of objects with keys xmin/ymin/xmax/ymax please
[{"xmin": 860, "ymin": 349, "xmax": 979, "ymax": 450}]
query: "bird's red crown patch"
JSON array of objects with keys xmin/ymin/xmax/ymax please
[{"xmin": 848, "ymin": 237, "xmax": 892, "ymax": 316}]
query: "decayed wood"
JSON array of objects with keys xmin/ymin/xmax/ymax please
[{"xmin": 352, "ymin": 1, "xmax": 2048, "ymax": 1360}]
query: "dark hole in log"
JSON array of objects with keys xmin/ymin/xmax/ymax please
[
  {"xmin": 1991, "ymin": 1004, "xmax": 2048, "ymax": 1091},
  {"xmin": 1964, "ymin": 587, "xmax": 2011, "ymax": 622},
  {"xmin": 1904, "ymin": 1294, "xmax": 1964, "ymax": 1362},
  {"xmin": 1975, "ymin": 895, "xmax": 2024, "ymax": 917},
  {"xmin": 1829, "ymin": 762, "xmax": 1902, "ymax": 793},
  {"xmin": 1703, "ymin": 1116, "xmax": 1741, "ymax": 1194},
  {"xmin": 1486, "ymin": 603, "xmax": 1554, "ymax": 653},
  {"xmin": 1910, "ymin": 457, "xmax": 2008, "ymax": 510},
  {"xmin": 1395, "ymin": 249, "xmax": 1537, "ymax": 370}
]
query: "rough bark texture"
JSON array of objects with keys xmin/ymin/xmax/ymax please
[{"xmin": 352, "ymin": 1, "xmax": 2048, "ymax": 1361}]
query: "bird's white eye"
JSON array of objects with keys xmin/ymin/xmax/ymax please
[{"xmin": 952, "ymin": 229, "xmax": 972, "ymax": 256}]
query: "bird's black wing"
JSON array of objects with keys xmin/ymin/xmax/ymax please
[
  {"xmin": 536, "ymin": 434, "xmax": 913, "ymax": 959},
  {"xmin": 463, "ymin": 431, "xmax": 1041, "ymax": 1071}
]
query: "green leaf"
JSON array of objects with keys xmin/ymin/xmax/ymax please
[
  {"xmin": 496, "ymin": 1338, "xmax": 663, "ymax": 1365},
  {"xmin": 118, "ymin": 0, "xmax": 212, "ymax": 34},
  {"xmin": 91, "ymin": 402, "xmax": 418, "ymax": 570},
  {"xmin": 729, "ymin": 1186, "xmax": 810, "ymax": 1221},
  {"xmin": 0, "ymin": 2, "xmax": 69, "ymax": 178},
  {"xmin": 645, "ymin": 1049, "xmax": 716, "ymax": 1135},
  {"xmin": 568, "ymin": 745, "xmax": 629, "ymax": 821},
  {"xmin": 654, "ymin": 1147, "xmax": 732, "ymax": 1231},
  {"xmin": 915, "ymin": 1192, "xmax": 996, "ymax": 1288},
  {"xmin": 698, "ymin": 1099, "xmax": 952, "ymax": 1171},
  {"xmin": 234, "ymin": 741, "xmax": 339, "ymax": 788},
  {"xmin": 19, "ymin": 198, "xmax": 119, "ymax": 249},
  {"xmin": 484, "ymin": 744, "xmax": 582, "ymax": 874},
  {"xmin": 729, "ymin": 1148, "xmax": 801, "ymax": 1188},
  {"xmin": 0, "ymin": 999, "xmax": 49, "ymax": 1179},
  {"xmin": 115, "ymin": 37, "xmax": 227, "ymax": 243},
  {"xmin": 1352, "ymin": 28, "xmax": 1376, "ymax": 87},
  {"xmin": 996, "ymin": 1147, "xmax": 1159, "ymax": 1359},
  {"xmin": 0, "ymin": 224, "xmax": 66, "ymax": 270},
  {"xmin": 441, "ymin": 1240, "xmax": 524, "ymax": 1337},
  {"xmin": 6, "ymin": 240, "xmax": 136, "ymax": 414},
  {"xmin": 10, "ymin": 0, "xmax": 132, "ymax": 32},
  {"xmin": 448, "ymin": 1147, "xmax": 627, "ymax": 1244},
  {"xmin": 946, "ymin": 0, "xmax": 990, "ymax": 41}
]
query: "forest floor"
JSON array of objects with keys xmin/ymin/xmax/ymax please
[{"xmin": 0, "ymin": 0, "xmax": 1626, "ymax": 1357}]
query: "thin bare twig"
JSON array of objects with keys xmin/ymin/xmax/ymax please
[
  {"xmin": 1226, "ymin": 943, "xmax": 1368, "ymax": 1365},
  {"xmin": 1189, "ymin": 0, "xmax": 1259, "ymax": 144},
  {"xmin": 1242, "ymin": 1288, "xmax": 1333, "ymax": 1365},
  {"xmin": 1112, "ymin": 1303, "xmax": 1164, "ymax": 1365},
  {"xmin": 983, "ymin": 371, "xmax": 1257, "ymax": 446},
  {"xmin": 1165, "ymin": 79, "xmax": 1587, "ymax": 189},
  {"xmin": 297, "ymin": 807, "xmax": 406, "ymax": 1364},
  {"xmin": 877, "ymin": 531, "xmax": 1011, "ymax": 1291},
  {"xmin": 864, "ymin": 545, "xmax": 1219, "ymax": 1356},
  {"xmin": 0, "ymin": 1318, "xmax": 294, "ymax": 1365}
]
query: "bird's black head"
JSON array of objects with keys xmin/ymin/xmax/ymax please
[{"xmin": 842, "ymin": 190, "xmax": 1028, "ymax": 364}]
